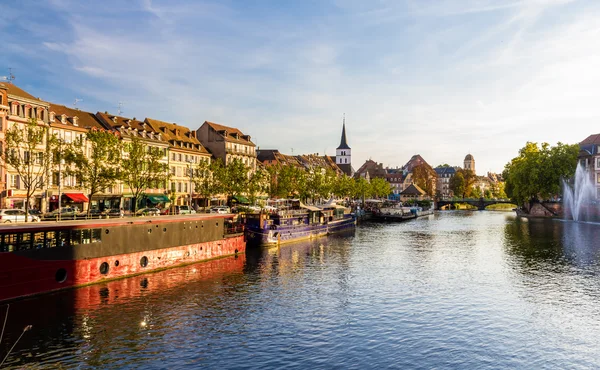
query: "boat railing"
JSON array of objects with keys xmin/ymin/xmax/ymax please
[{"xmin": 225, "ymin": 223, "xmax": 245, "ymax": 235}]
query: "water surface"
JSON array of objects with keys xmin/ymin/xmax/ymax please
[{"xmin": 2, "ymin": 212, "xmax": 600, "ymax": 369}]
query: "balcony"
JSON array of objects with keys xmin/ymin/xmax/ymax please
[{"xmin": 225, "ymin": 147, "xmax": 257, "ymax": 157}]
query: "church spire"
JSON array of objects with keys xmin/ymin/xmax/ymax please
[{"xmin": 337, "ymin": 113, "xmax": 350, "ymax": 150}]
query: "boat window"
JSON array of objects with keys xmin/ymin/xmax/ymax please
[
  {"xmin": 91, "ymin": 229, "xmax": 101, "ymax": 243},
  {"xmin": 58, "ymin": 231, "xmax": 70, "ymax": 248},
  {"xmin": 46, "ymin": 231, "xmax": 57, "ymax": 248},
  {"xmin": 70, "ymin": 230, "xmax": 82, "ymax": 245},
  {"xmin": 0, "ymin": 228, "xmax": 102, "ymax": 252},
  {"xmin": 34, "ymin": 232, "xmax": 45, "ymax": 249}
]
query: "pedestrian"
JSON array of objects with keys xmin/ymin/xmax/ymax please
[{"xmin": 120, "ymin": 207, "xmax": 124, "ymax": 218}]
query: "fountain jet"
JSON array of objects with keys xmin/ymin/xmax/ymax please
[{"xmin": 562, "ymin": 162, "xmax": 597, "ymax": 221}]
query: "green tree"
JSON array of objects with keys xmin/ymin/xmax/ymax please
[
  {"xmin": 213, "ymin": 158, "xmax": 249, "ymax": 200},
  {"xmin": 333, "ymin": 174, "xmax": 354, "ymax": 199},
  {"xmin": 191, "ymin": 158, "xmax": 214, "ymax": 210},
  {"xmin": 412, "ymin": 163, "xmax": 437, "ymax": 196},
  {"xmin": 370, "ymin": 177, "xmax": 392, "ymax": 198},
  {"xmin": 450, "ymin": 171, "xmax": 466, "ymax": 198},
  {"xmin": 352, "ymin": 177, "xmax": 372, "ymax": 204},
  {"xmin": 1, "ymin": 118, "xmax": 56, "ymax": 219},
  {"xmin": 64, "ymin": 130, "xmax": 122, "ymax": 215},
  {"xmin": 503, "ymin": 142, "xmax": 578, "ymax": 205},
  {"xmin": 247, "ymin": 165, "xmax": 268, "ymax": 204},
  {"xmin": 120, "ymin": 136, "xmax": 169, "ymax": 214}
]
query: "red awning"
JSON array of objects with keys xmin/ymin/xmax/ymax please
[{"xmin": 64, "ymin": 193, "xmax": 89, "ymax": 202}]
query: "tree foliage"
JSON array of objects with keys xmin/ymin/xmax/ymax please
[
  {"xmin": 64, "ymin": 130, "xmax": 122, "ymax": 214},
  {"xmin": 449, "ymin": 171, "xmax": 465, "ymax": 198},
  {"xmin": 1, "ymin": 118, "xmax": 56, "ymax": 218},
  {"xmin": 502, "ymin": 142, "xmax": 579, "ymax": 205},
  {"xmin": 412, "ymin": 163, "xmax": 437, "ymax": 196},
  {"xmin": 120, "ymin": 136, "xmax": 169, "ymax": 213}
]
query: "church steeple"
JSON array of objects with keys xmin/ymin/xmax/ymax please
[
  {"xmin": 337, "ymin": 114, "xmax": 350, "ymax": 150},
  {"xmin": 335, "ymin": 114, "xmax": 352, "ymax": 176}
]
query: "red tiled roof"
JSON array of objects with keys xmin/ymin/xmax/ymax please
[
  {"xmin": 145, "ymin": 118, "xmax": 209, "ymax": 154},
  {"xmin": 203, "ymin": 121, "xmax": 255, "ymax": 146},
  {"xmin": 49, "ymin": 103, "xmax": 105, "ymax": 130},
  {"xmin": 580, "ymin": 134, "xmax": 600, "ymax": 145},
  {"xmin": 1, "ymin": 83, "xmax": 41, "ymax": 101}
]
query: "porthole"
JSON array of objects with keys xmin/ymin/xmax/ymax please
[
  {"xmin": 105, "ymin": 229, "xmax": 110, "ymax": 234},
  {"xmin": 140, "ymin": 256, "xmax": 148, "ymax": 267},
  {"xmin": 55, "ymin": 268, "xmax": 67, "ymax": 283},
  {"xmin": 100, "ymin": 262, "xmax": 109, "ymax": 275},
  {"xmin": 234, "ymin": 249, "xmax": 238, "ymax": 254},
  {"xmin": 195, "ymin": 225, "xmax": 198, "ymax": 229},
  {"xmin": 186, "ymin": 251, "xmax": 190, "ymax": 257},
  {"xmin": 148, "ymin": 229, "xmax": 152, "ymax": 234},
  {"xmin": 200, "ymin": 247, "xmax": 203, "ymax": 251},
  {"xmin": 115, "ymin": 260, "xmax": 120, "ymax": 267},
  {"xmin": 216, "ymin": 222, "xmax": 219, "ymax": 227},
  {"xmin": 163, "ymin": 228, "xmax": 167, "ymax": 232}
]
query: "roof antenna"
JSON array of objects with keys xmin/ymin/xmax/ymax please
[
  {"xmin": 117, "ymin": 101, "xmax": 124, "ymax": 116},
  {"xmin": 1, "ymin": 68, "xmax": 15, "ymax": 84},
  {"xmin": 74, "ymin": 98, "xmax": 83, "ymax": 108}
]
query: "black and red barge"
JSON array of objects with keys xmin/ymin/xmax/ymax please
[{"xmin": 0, "ymin": 214, "xmax": 245, "ymax": 302}]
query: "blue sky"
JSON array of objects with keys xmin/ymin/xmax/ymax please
[{"xmin": 1, "ymin": 0, "xmax": 599, "ymax": 174}]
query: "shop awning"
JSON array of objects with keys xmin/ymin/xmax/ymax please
[
  {"xmin": 147, "ymin": 195, "xmax": 170, "ymax": 203},
  {"xmin": 232, "ymin": 195, "xmax": 250, "ymax": 204},
  {"xmin": 64, "ymin": 193, "xmax": 89, "ymax": 202}
]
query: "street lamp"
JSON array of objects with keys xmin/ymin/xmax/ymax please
[{"xmin": 186, "ymin": 159, "xmax": 193, "ymax": 209}]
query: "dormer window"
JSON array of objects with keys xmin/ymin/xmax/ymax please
[
  {"xmin": 60, "ymin": 114, "xmax": 67, "ymax": 124},
  {"xmin": 50, "ymin": 112, "xmax": 55, "ymax": 122},
  {"xmin": 111, "ymin": 116, "xmax": 117, "ymax": 123},
  {"xmin": 72, "ymin": 116, "xmax": 79, "ymax": 126}
]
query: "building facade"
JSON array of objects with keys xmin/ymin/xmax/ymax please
[
  {"xmin": 197, "ymin": 121, "xmax": 256, "ymax": 170},
  {"xmin": 434, "ymin": 166, "xmax": 456, "ymax": 199},
  {"xmin": 145, "ymin": 118, "xmax": 212, "ymax": 208},
  {"xmin": 464, "ymin": 154, "xmax": 475, "ymax": 173}
]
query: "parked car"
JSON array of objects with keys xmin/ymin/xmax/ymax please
[
  {"xmin": 175, "ymin": 205, "xmax": 196, "ymax": 215},
  {"xmin": 43, "ymin": 207, "xmax": 78, "ymax": 220},
  {"xmin": 135, "ymin": 207, "xmax": 160, "ymax": 216},
  {"xmin": 106, "ymin": 208, "xmax": 124, "ymax": 218},
  {"xmin": 0, "ymin": 209, "xmax": 40, "ymax": 223},
  {"xmin": 209, "ymin": 206, "xmax": 231, "ymax": 214},
  {"xmin": 78, "ymin": 209, "xmax": 107, "ymax": 219}
]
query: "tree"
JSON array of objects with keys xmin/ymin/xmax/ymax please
[
  {"xmin": 191, "ymin": 158, "xmax": 214, "ymax": 210},
  {"xmin": 333, "ymin": 174, "xmax": 354, "ymax": 199},
  {"xmin": 370, "ymin": 177, "xmax": 392, "ymax": 198},
  {"xmin": 1, "ymin": 118, "xmax": 56, "ymax": 219},
  {"xmin": 450, "ymin": 171, "xmax": 465, "ymax": 198},
  {"xmin": 213, "ymin": 158, "xmax": 249, "ymax": 200},
  {"xmin": 120, "ymin": 136, "xmax": 169, "ymax": 214},
  {"xmin": 503, "ymin": 142, "xmax": 578, "ymax": 205},
  {"xmin": 412, "ymin": 163, "xmax": 437, "ymax": 196},
  {"xmin": 64, "ymin": 130, "xmax": 122, "ymax": 215},
  {"xmin": 436, "ymin": 164, "xmax": 451, "ymax": 168},
  {"xmin": 352, "ymin": 177, "xmax": 372, "ymax": 204},
  {"xmin": 247, "ymin": 165, "xmax": 268, "ymax": 204}
]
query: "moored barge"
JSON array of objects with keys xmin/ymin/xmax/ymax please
[
  {"xmin": 0, "ymin": 214, "xmax": 244, "ymax": 302},
  {"xmin": 244, "ymin": 200, "xmax": 356, "ymax": 246}
]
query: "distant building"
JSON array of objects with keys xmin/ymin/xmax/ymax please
[
  {"xmin": 400, "ymin": 183, "xmax": 427, "ymax": 202},
  {"xmin": 196, "ymin": 121, "xmax": 257, "ymax": 171},
  {"xmin": 578, "ymin": 133, "xmax": 600, "ymax": 198},
  {"xmin": 386, "ymin": 168, "xmax": 404, "ymax": 200},
  {"xmin": 335, "ymin": 119, "xmax": 352, "ymax": 176},
  {"xmin": 434, "ymin": 166, "xmax": 457, "ymax": 199},
  {"xmin": 464, "ymin": 154, "xmax": 475, "ymax": 173},
  {"xmin": 257, "ymin": 149, "xmax": 342, "ymax": 174},
  {"xmin": 354, "ymin": 159, "xmax": 387, "ymax": 180}
]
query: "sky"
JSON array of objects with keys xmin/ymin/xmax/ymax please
[{"xmin": 1, "ymin": 0, "xmax": 599, "ymax": 175}]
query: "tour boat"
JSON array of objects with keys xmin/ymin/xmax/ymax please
[
  {"xmin": 243, "ymin": 200, "xmax": 356, "ymax": 246},
  {"xmin": 0, "ymin": 214, "xmax": 245, "ymax": 302}
]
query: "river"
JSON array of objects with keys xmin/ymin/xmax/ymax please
[{"xmin": 2, "ymin": 211, "xmax": 600, "ymax": 369}]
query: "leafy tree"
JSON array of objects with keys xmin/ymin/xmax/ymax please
[
  {"xmin": 191, "ymin": 158, "xmax": 214, "ymax": 210},
  {"xmin": 412, "ymin": 163, "xmax": 437, "ymax": 196},
  {"xmin": 333, "ymin": 174, "xmax": 354, "ymax": 199},
  {"xmin": 370, "ymin": 177, "xmax": 392, "ymax": 198},
  {"xmin": 503, "ymin": 142, "xmax": 578, "ymax": 205},
  {"xmin": 450, "ymin": 171, "xmax": 466, "ymax": 198},
  {"xmin": 247, "ymin": 165, "xmax": 268, "ymax": 204},
  {"xmin": 1, "ymin": 118, "xmax": 56, "ymax": 219},
  {"xmin": 64, "ymin": 130, "xmax": 122, "ymax": 215},
  {"xmin": 213, "ymin": 158, "xmax": 249, "ymax": 200},
  {"xmin": 120, "ymin": 136, "xmax": 169, "ymax": 214},
  {"xmin": 436, "ymin": 164, "xmax": 451, "ymax": 168},
  {"xmin": 352, "ymin": 177, "xmax": 372, "ymax": 204}
]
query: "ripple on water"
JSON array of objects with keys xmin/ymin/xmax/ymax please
[{"xmin": 3, "ymin": 212, "xmax": 600, "ymax": 369}]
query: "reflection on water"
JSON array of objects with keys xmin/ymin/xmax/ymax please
[{"xmin": 3, "ymin": 213, "xmax": 600, "ymax": 369}]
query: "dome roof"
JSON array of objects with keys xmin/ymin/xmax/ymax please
[{"xmin": 464, "ymin": 154, "xmax": 474, "ymax": 161}]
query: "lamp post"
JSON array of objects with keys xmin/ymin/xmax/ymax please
[
  {"xmin": 57, "ymin": 140, "xmax": 65, "ymax": 221},
  {"xmin": 187, "ymin": 159, "xmax": 193, "ymax": 209}
]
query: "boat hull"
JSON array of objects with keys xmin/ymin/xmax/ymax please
[
  {"xmin": 0, "ymin": 215, "xmax": 245, "ymax": 302},
  {"xmin": 245, "ymin": 216, "xmax": 356, "ymax": 246}
]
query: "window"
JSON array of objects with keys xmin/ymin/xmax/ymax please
[
  {"xmin": 172, "ymin": 152, "xmax": 176, "ymax": 160},
  {"xmin": 171, "ymin": 182, "xmax": 176, "ymax": 192},
  {"xmin": 178, "ymin": 182, "xmax": 182, "ymax": 192},
  {"xmin": 184, "ymin": 183, "xmax": 188, "ymax": 192},
  {"xmin": 597, "ymin": 158, "xmax": 600, "ymax": 170},
  {"xmin": 178, "ymin": 153, "xmax": 182, "ymax": 161}
]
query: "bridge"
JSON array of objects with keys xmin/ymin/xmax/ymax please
[{"xmin": 436, "ymin": 198, "xmax": 515, "ymax": 211}]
